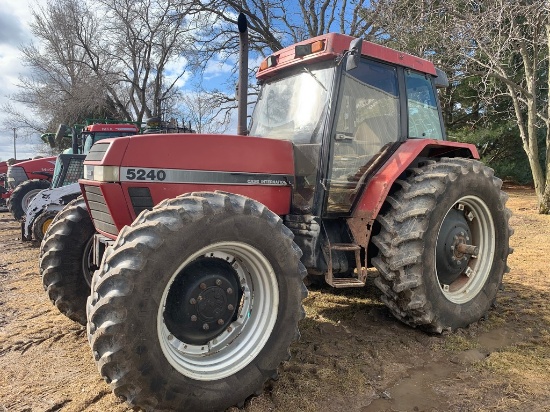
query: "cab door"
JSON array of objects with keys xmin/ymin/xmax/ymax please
[{"xmin": 325, "ymin": 58, "xmax": 402, "ymax": 214}]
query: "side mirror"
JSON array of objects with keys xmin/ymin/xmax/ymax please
[
  {"xmin": 346, "ymin": 37, "xmax": 363, "ymax": 71},
  {"xmin": 434, "ymin": 67, "xmax": 449, "ymax": 88}
]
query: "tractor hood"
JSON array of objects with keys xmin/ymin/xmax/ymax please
[
  {"xmin": 80, "ymin": 134, "xmax": 296, "ymax": 235},
  {"xmin": 84, "ymin": 133, "xmax": 294, "ymax": 176}
]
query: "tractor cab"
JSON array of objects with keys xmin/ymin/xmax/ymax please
[{"xmin": 250, "ymin": 34, "xmax": 446, "ymax": 217}]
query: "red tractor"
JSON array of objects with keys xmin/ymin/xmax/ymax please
[
  {"xmin": 4, "ymin": 156, "xmax": 56, "ymax": 220},
  {"xmin": 0, "ymin": 159, "xmax": 30, "ymax": 209},
  {"xmin": 40, "ymin": 19, "xmax": 511, "ymax": 412}
]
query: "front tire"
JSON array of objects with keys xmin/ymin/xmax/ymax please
[
  {"xmin": 9, "ymin": 179, "xmax": 51, "ymax": 220},
  {"xmin": 87, "ymin": 191, "xmax": 307, "ymax": 411},
  {"xmin": 40, "ymin": 197, "xmax": 95, "ymax": 325},
  {"xmin": 32, "ymin": 210, "xmax": 59, "ymax": 242},
  {"xmin": 372, "ymin": 158, "xmax": 512, "ymax": 333}
]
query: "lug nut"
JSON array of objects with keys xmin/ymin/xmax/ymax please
[
  {"xmin": 190, "ymin": 298, "xmax": 197, "ymax": 305},
  {"xmin": 217, "ymin": 319, "xmax": 225, "ymax": 325},
  {"xmin": 228, "ymin": 304, "xmax": 234, "ymax": 311},
  {"xmin": 227, "ymin": 288, "xmax": 233, "ymax": 294},
  {"xmin": 203, "ymin": 323, "xmax": 209, "ymax": 330},
  {"xmin": 200, "ymin": 283, "xmax": 207, "ymax": 290},
  {"xmin": 216, "ymin": 279, "xmax": 222, "ymax": 286},
  {"xmin": 191, "ymin": 315, "xmax": 197, "ymax": 322}
]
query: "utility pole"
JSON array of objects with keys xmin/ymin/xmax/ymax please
[{"xmin": 13, "ymin": 128, "xmax": 16, "ymax": 159}]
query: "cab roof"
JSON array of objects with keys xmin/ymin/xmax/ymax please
[
  {"xmin": 257, "ymin": 33, "xmax": 437, "ymax": 80},
  {"xmin": 85, "ymin": 123, "xmax": 139, "ymax": 132}
]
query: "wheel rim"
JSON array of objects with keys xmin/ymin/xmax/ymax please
[
  {"xmin": 158, "ymin": 241, "xmax": 279, "ymax": 381},
  {"xmin": 82, "ymin": 237, "xmax": 95, "ymax": 287},
  {"xmin": 21, "ymin": 189, "xmax": 43, "ymax": 211},
  {"xmin": 41, "ymin": 217, "xmax": 54, "ymax": 237},
  {"xmin": 435, "ymin": 195, "xmax": 495, "ymax": 304}
]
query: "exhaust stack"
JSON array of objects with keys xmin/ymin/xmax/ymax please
[{"xmin": 237, "ymin": 13, "xmax": 248, "ymax": 135}]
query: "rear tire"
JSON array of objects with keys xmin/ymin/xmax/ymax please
[
  {"xmin": 371, "ymin": 158, "xmax": 512, "ymax": 333},
  {"xmin": 32, "ymin": 210, "xmax": 59, "ymax": 242},
  {"xmin": 87, "ymin": 191, "xmax": 307, "ymax": 411},
  {"xmin": 40, "ymin": 197, "xmax": 95, "ymax": 325},
  {"xmin": 9, "ymin": 179, "xmax": 50, "ymax": 220}
]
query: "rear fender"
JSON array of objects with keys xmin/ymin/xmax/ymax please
[{"xmin": 347, "ymin": 139, "xmax": 479, "ymax": 249}]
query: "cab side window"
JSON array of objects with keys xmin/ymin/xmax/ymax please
[{"xmin": 406, "ymin": 71, "xmax": 443, "ymax": 139}]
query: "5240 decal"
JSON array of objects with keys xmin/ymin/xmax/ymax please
[{"xmin": 125, "ymin": 168, "xmax": 167, "ymax": 181}]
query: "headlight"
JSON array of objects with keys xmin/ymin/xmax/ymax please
[{"xmin": 84, "ymin": 165, "xmax": 120, "ymax": 182}]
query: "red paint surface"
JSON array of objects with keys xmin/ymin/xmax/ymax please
[
  {"xmin": 0, "ymin": 159, "xmax": 31, "ymax": 175},
  {"xmin": 87, "ymin": 134, "xmax": 294, "ymax": 174},
  {"xmin": 81, "ymin": 134, "xmax": 295, "ymax": 237},
  {"xmin": 9, "ymin": 156, "xmax": 57, "ymax": 180},
  {"xmin": 85, "ymin": 123, "xmax": 139, "ymax": 133}
]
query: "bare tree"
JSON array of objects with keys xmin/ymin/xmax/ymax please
[
  {"xmin": 98, "ymin": 0, "xmax": 194, "ymax": 122},
  {"xmin": 3, "ymin": 0, "xmax": 117, "ymax": 135},
  {"xmin": 177, "ymin": 85, "xmax": 233, "ymax": 133},
  {"xmin": 447, "ymin": 1, "xmax": 550, "ymax": 213},
  {"xmin": 176, "ymin": 0, "xmax": 390, "ymax": 129},
  {"xmin": 187, "ymin": 0, "xmax": 383, "ymax": 58},
  {"xmin": 3, "ymin": 0, "xmax": 196, "ymax": 140}
]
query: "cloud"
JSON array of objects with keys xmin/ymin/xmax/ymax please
[
  {"xmin": 0, "ymin": 1, "xmax": 44, "ymax": 160},
  {"xmin": 204, "ymin": 60, "xmax": 234, "ymax": 80},
  {"xmin": 0, "ymin": 11, "xmax": 29, "ymax": 46},
  {"xmin": 164, "ymin": 55, "xmax": 191, "ymax": 89}
]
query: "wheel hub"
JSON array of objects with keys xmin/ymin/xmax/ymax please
[
  {"xmin": 436, "ymin": 208, "xmax": 474, "ymax": 285},
  {"xmin": 164, "ymin": 257, "xmax": 240, "ymax": 345}
]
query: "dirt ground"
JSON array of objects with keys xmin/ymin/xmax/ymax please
[{"xmin": 1, "ymin": 185, "xmax": 549, "ymax": 412}]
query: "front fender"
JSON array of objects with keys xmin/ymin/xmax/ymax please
[{"xmin": 22, "ymin": 183, "xmax": 81, "ymax": 238}]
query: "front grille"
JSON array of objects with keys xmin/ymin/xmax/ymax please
[
  {"xmin": 128, "ymin": 187, "xmax": 154, "ymax": 216},
  {"xmin": 85, "ymin": 143, "xmax": 110, "ymax": 162},
  {"xmin": 84, "ymin": 185, "xmax": 119, "ymax": 235}
]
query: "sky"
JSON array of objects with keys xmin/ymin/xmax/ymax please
[{"xmin": 0, "ymin": 0, "xmax": 44, "ymax": 161}]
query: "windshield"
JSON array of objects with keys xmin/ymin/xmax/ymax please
[
  {"xmin": 83, "ymin": 131, "xmax": 138, "ymax": 154},
  {"xmin": 249, "ymin": 63, "xmax": 335, "ymax": 144}
]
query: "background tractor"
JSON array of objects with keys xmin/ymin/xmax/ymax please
[
  {"xmin": 40, "ymin": 17, "xmax": 511, "ymax": 412},
  {"xmin": 21, "ymin": 121, "xmax": 140, "ymax": 241},
  {"xmin": 5, "ymin": 156, "xmax": 56, "ymax": 220},
  {"xmin": 0, "ymin": 159, "xmax": 31, "ymax": 210}
]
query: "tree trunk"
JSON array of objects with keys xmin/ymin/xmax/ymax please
[{"xmin": 543, "ymin": 24, "xmax": 550, "ymax": 214}]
